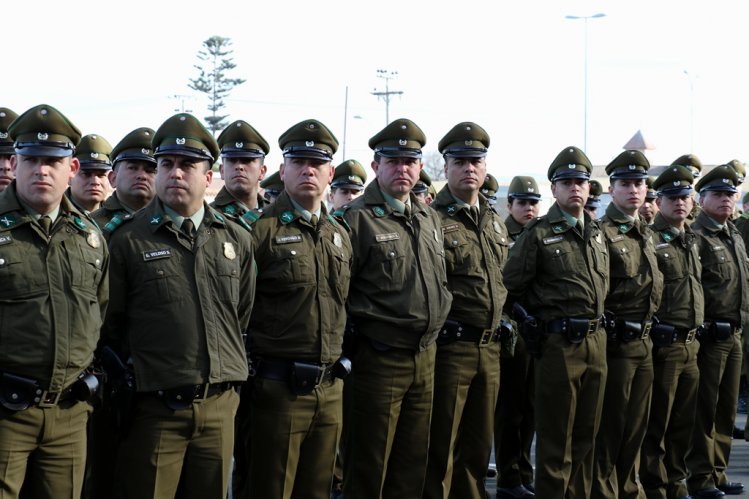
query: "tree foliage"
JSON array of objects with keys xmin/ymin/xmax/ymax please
[
  {"xmin": 188, "ymin": 36, "xmax": 245, "ymax": 134},
  {"xmin": 423, "ymin": 150, "xmax": 446, "ymax": 181}
]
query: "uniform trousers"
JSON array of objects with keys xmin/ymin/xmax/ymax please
[
  {"xmin": 113, "ymin": 388, "xmax": 238, "ymax": 499},
  {"xmin": 534, "ymin": 327, "xmax": 607, "ymax": 499},
  {"xmin": 687, "ymin": 334, "xmax": 742, "ymax": 491},
  {"xmin": 423, "ymin": 340, "xmax": 500, "ymax": 499},
  {"xmin": 344, "ymin": 339, "xmax": 436, "ymax": 499},
  {"xmin": 592, "ymin": 337, "xmax": 654, "ymax": 499},
  {"xmin": 640, "ymin": 340, "xmax": 699, "ymax": 499},
  {"xmin": 494, "ymin": 335, "xmax": 535, "ymax": 489},
  {"xmin": 0, "ymin": 400, "xmax": 91, "ymax": 499}
]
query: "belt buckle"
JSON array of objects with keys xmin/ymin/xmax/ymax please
[
  {"xmin": 641, "ymin": 322, "xmax": 652, "ymax": 340},
  {"xmin": 37, "ymin": 390, "xmax": 61, "ymax": 408},
  {"xmin": 586, "ymin": 319, "xmax": 599, "ymax": 336},
  {"xmin": 685, "ymin": 329, "xmax": 697, "ymax": 344},
  {"xmin": 193, "ymin": 383, "xmax": 210, "ymax": 403},
  {"xmin": 479, "ymin": 329, "xmax": 494, "ymax": 346}
]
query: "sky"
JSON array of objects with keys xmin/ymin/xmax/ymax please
[{"xmin": 4, "ymin": 0, "xmax": 748, "ymax": 183}]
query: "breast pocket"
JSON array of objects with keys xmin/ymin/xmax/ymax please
[
  {"xmin": 215, "ymin": 258, "xmax": 241, "ymax": 304},
  {"xmin": 443, "ymin": 231, "xmax": 471, "ymax": 271},
  {"xmin": 656, "ymin": 248, "xmax": 685, "ymax": 281},
  {"xmin": 370, "ymin": 241, "xmax": 407, "ymax": 290},
  {"xmin": 0, "ymin": 249, "xmax": 48, "ymax": 299},
  {"xmin": 545, "ymin": 243, "xmax": 577, "ymax": 273},
  {"xmin": 703, "ymin": 247, "xmax": 733, "ymax": 281},
  {"xmin": 265, "ymin": 247, "xmax": 315, "ymax": 288},
  {"xmin": 70, "ymin": 244, "xmax": 105, "ymax": 294},
  {"xmin": 609, "ymin": 241, "xmax": 637, "ymax": 277}
]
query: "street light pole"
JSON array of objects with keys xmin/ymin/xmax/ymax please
[
  {"xmin": 683, "ymin": 69, "xmax": 695, "ymax": 152},
  {"xmin": 565, "ymin": 13, "xmax": 605, "ymax": 153}
]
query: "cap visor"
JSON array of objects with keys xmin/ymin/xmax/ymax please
[
  {"xmin": 221, "ymin": 149, "xmax": 265, "ymax": 159},
  {"xmin": 659, "ymin": 187, "xmax": 693, "ymax": 197},
  {"xmin": 155, "ymin": 146, "xmax": 213, "ymax": 161},
  {"xmin": 15, "ymin": 145, "xmax": 73, "ymax": 158}
]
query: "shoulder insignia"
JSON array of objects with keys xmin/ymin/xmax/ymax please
[
  {"xmin": 223, "ymin": 204, "xmax": 237, "ymax": 215},
  {"xmin": 332, "ymin": 213, "xmax": 350, "ymax": 232},
  {"xmin": 543, "ymin": 235, "xmax": 565, "ymax": 245},
  {"xmin": 660, "ymin": 231, "xmax": 674, "ymax": 242},
  {"xmin": 618, "ymin": 223, "xmax": 633, "ymax": 234},
  {"xmin": 280, "ymin": 211, "xmax": 295, "ymax": 224},
  {"xmin": 241, "ymin": 210, "xmax": 261, "ymax": 224},
  {"xmin": 551, "ymin": 223, "xmax": 568, "ymax": 234},
  {"xmin": 103, "ymin": 211, "xmax": 132, "ymax": 234},
  {"xmin": 373, "ymin": 206, "xmax": 387, "ymax": 217},
  {"xmin": 213, "ymin": 212, "xmax": 225, "ymax": 223},
  {"xmin": 150, "ymin": 215, "xmax": 162, "ymax": 225},
  {"xmin": 447, "ymin": 205, "xmax": 458, "ymax": 215},
  {"xmin": 0, "ymin": 214, "xmax": 16, "ymax": 228},
  {"xmin": 332, "ymin": 208, "xmax": 346, "ymax": 217},
  {"xmin": 73, "ymin": 216, "xmax": 87, "ymax": 231},
  {"xmin": 326, "ymin": 214, "xmax": 338, "ymax": 226}
]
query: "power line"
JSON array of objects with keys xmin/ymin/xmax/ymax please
[{"xmin": 371, "ymin": 69, "xmax": 403, "ymax": 125}]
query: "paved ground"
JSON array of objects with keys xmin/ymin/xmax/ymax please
[{"xmin": 485, "ymin": 413, "xmax": 749, "ymax": 497}]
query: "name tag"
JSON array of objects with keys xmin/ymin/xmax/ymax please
[
  {"xmin": 655, "ymin": 242, "xmax": 670, "ymax": 249},
  {"xmin": 0, "ymin": 234, "xmax": 12, "ymax": 246},
  {"xmin": 442, "ymin": 223, "xmax": 460, "ymax": 234},
  {"xmin": 543, "ymin": 235, "xmax": 564, "ymax": 245},
  {"xmin": 710, "ymin": 245, "xmax": 725, "ymax": 252},
  {"xmin": 275, "ymin": 234, "xmax": 303, "ymax": 244},
  {"xmin": 375, "ymin": 232, "xmax": 400, "ymax": 242},
  {"xmin": 143, "ymin": 249, "xmax": 172, "ymax": 261},
  {"xmin": 609, "ymin": 235, "xmax": 624, "ymax": 243}
]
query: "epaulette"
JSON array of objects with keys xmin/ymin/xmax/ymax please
[
  {"xmin": 102, "ymin": 211, "xmax": 132, "ymax": 235},
  {"xmin": 241, "ymin": 210, "xmax": 262, "ymax": 225}
]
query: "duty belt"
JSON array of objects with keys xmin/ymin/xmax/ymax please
[
  {"xmin": 546, "ymin": 317, "xmax": 602, "ymax": 343},
  {"xmin": 254, "ymin": 358, "xmax": 334, "ymax": 386},
  {"xmin": 702, "ymin": 320, "xmax": 741, "ymax": 342},
  {"xmin": 0, "ymin": 371, "xmax": 81, "ymax": 411},
  {"xmin": 439, "ymin": 319, "xmax": 500, "ymax": 347},
  {"xmin": 150, "ymin": 381, "xmax": 237, "ymax": 404},
  {"xmin": 611, "ymin": 319, "xmax": 653, "ymax": 342}
]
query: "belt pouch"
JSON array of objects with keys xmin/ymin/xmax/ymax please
[
  {"xmin": 566, "ymin": 318, "xmax": 590, "ymax": 344},
  {"xmin": 291, "ymin": 362, "xmax": 319, "ymax": 396},
  {"xmin": 651, "ymin": 323, "xmax": 675, "ymax": 347},
  {"xmin": 0, "ymin": 373, "xmax": 37, "ymax": 411},
  {"xmin": 162, "ymin": 386, "xmax": 197, "ymax": 411}
]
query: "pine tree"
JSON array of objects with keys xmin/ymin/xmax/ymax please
[{"xmin": 188, "ymin": 36, "xmax": 245, "ymax": 134}]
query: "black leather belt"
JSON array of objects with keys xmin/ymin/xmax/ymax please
[
  {"xmin": 703, "ymin": 320, "xmax": 741, "ymax": 341},
  {"xmin": 149, "ymin": 381, "xmax": 237, "ymax": 402},
  {"xmin": 674, "ymin": 328, "xmax": 698, "ymax": 344},
  {"xmin": 439, "ymin": 319, "xmax": 500, "ymax": 347},
  {"xmin": 612, "ymin": 319, "xmax": 653, "ymax": 342},
  {"xmin": 255, "ymin": 358, "xmax": 334, "ymax": 386},
  {"xmin": 546, "ymin": 317, "xmax": 602, "ymax": 343}
]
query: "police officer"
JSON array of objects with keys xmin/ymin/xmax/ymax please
[
  {"xmin": 244, "ymin": 119, "xmax": 351, "ymax": 499},
  {"xmin": 101, "ymin": 113, "xmax": 255, "ymax": 499},
  {"xmin": 494, "ymin": 175, "xmax": 541, "ymax": 498},
  {"xmin": 585, "ymin": 179, "xmax": 604, "ymax": 219},
  {"xmin": 686, "ymin": 165, "xmax": 748, "ymax": 497},
  {"xmin": 0, "ymin": 107, "xmax": 19, "ymax": 192},
  {"xmin": 260, "ymin": 170, "xmax": 283, "ymax": 203},
  {"xmin": 328, "ymin": 159, "xmax": 366, "ymax": 211},
  {"xmin": 342, "ymin": 118, "xmax": 452, "ymax": 498},
  {"xmin": 639, "ymin": 165, "xmax": 704, "ymax": 499},
  {"xmin": 639, "ymin": 176, "xmax": 659, "ymax": 225},
  {"xmin": 673, "ymin": 154, "xmax": 703, "ymax": 222},
  {"xmin": 413, "ymin": 168, "xmax": 433, "ymax": 204},
  {"xmin": 502, "ymin": 146, "xmax": 609, "ymax": 499},
  {"xmin": 68, "ymin": 134, "xmax": 113, "ymax": 213},
  {"xmin": 593, "ymin": 150, "xmax": 663, "ymax": 499},
  {"xmin": 0, "ymin": 104, "xmax": 108, "ymax": 499},
  {"xmin": 91, "ymin": 127, "xmax": 157, "ymax": 231},
  {"xmin": 424, "ymin": 122, "xmax": 508, "ymax": 499},
  {"xmin": 212, "ymin": 120, "xmax": 270, "ymax": 226},
  {"xmin": 481, "ymin": 172, "xmax": 499, "ymax": 208}
]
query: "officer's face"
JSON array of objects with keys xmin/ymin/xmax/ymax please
[
  {"xmin": 508, "ymin": 198, "xmax": 539, "ymax": 225},
  {"xmin": 372, "ymin": 156, "xmax": 422, "ymax": 200},
  {"xmin": 551, "ymin": 178, "xmax": 589, "ymax": 215},
  {"xmin": 156, "ymin": 155, "xmax": 212, "ymax": 216},
  {"xmin": 0, "ymin": 156, "xmax": 13, "ymax": 192},
  {"xmin": 610, "ymin": 178, "xmax": 646, "ymax": 215},
  {"xmin": 69, "ymin": 169, "xmax": 111, "ymax": 209},
  {"xmin": 638, "ymin": 198, "xmax": 658, "ymax": 222},
  {"xmin": 656, "ymin": 194, "xmax": 693, "ymax": 227},
  {"xmin": 280, "ymin": 157, "xmax": 333, "ymax": 209},
  {"xmin": 699, "ymin": 190, "xmax": 736, "ymax": 222},
  {"xmin": 11, "ymin": 154, "xmax": 79, "ymax": 215},
  {"xmin": 329, "ymin": 186, "xmax": 362, "ymax": 210},
  {"xmin": 220, "ymin": 157, "xmax": 267, "ymax": 197},
  {"xmin": 445, "ymin": 156, "xmax": 486, "ymax": 197},
  {"xmin": 110, "ymin": 160, "xmax": 157, "ymax": 206}
]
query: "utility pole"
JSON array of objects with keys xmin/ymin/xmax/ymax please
[
  {"xmin": 171, "ymin": 94, "xmax": 194, "ymax": 113},
  {"xmin": 371, "ymin": 69, "xmax": 403, "ymax": 125}
]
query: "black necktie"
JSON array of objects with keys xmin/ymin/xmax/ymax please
[{"xmin": 39, "ymin": 216, "xmax": 52, "ymax": 235}]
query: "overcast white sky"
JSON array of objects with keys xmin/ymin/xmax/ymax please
[{"xmin": 4, "ymin": 0, "xmax": 748, "ymax": 183}]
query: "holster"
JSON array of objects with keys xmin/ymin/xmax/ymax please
[
  {"xmin": 520, "ymin": 319, "xmax": 544, "ymax": 359},
  {"xmin": 499, "ymin": 320, "xmax": 517, "ymax": 358},
  {"xmin": 161, "ymin": 385, "xmax": 198, "ymax": 411},
  {"xmin": 707, "ymin": 321, "xmax": 733, "ymax": 341},
  {"xmin": 0, "ymin": 372, "xmax": 37, "ymax": 411},
  {"xmin": 651, "ymin": 323, "xmax": 676, "ymax": 348},
  {"xmin": 291, "ymin": 361, "xmax": 323, "ymax": 396}
]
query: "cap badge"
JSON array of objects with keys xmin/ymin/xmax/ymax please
[
  {"xmin": 400, "ymin": 124, "xmax": 407, "ymax": 130},
  {"xmin": 568, "ymin": 164, "xmax": 576, "ymax": 169},
  {"xmin": 223, "ymin": 242, "xmax": 236, "ymax": 260},
  {"xmin": 527, "ymin": 187, "xmax": 534, "ymax": 192},
  {"xmin": 308, "ymin": 123, "xmax": 316, "ymax": 129},
  {"xmin": 673, "ymin": 181, "xmax": 680, "ymax": 186},
  {"xmin": 176, "ymin": 138, "xmax": 186, "ymax": 145},
  {"xmin": 235, "ymin": 142, "xmax": 243, "ymax": 148},
  {"xmin": 0, "ymin": 112, "xmax": 5, "ymax": 118},
  {"xmin": 723, "ymin": 178, "xmax": 730, "ymax": 184},
  {"xmin": 142, "ymin": 148, "xmax": 151, "ymax": 154},
  {"xmin": 481, "ymin": 188, "xmax": 488, "ymax": 194},
  {"xmin": 90, "ymin": 152, "xmax": 99, "ymax": 158},
  {"xmin": 0, "ymin": 132, "xmax": 7, "ymax": 139},
  {"xmin": 179, "ymin": 116, "xmax": 186, "ymax": 121},
  {"xmin": 465, "ymin": 125, "xmax": 472, "ymax": 130},
  {"xmin": 38, "ymin": 132, "xmax": 49, "ymax": 140},
  {"xmin": 399, "ymin": 139, "xmax": 407, "ymax": 146},
  {"xmin": 465, "ymin": 140, "xmax": 473, "ymax": 146},
  {"xmin": 628, "ymin": 165, "xmax": 636, "ymax": 170},
  {"xmin": 348, "ymin": 175, "xmax": 356, "ymax": 181},
  {"xmin": 40, "ymin": 109, "xmax": 48, "ymax": 116},
  {"xmin": 305, "ymin": 140, "xmax": 315, "ymax": 147}
]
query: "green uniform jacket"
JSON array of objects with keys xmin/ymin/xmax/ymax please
[
  {"xmin": 91, "ymin": 191, "xmax": 131, "ymax": 236},
  {"xmin": 210, "ymin": 185, "xmax": 268, "ymax": 231},
  {"xmin": 651, "ymin": 213, "xmax": 704, "ymax": 329},
  {"xmin": 343, "ymin": 180, "xmax": 453, "ymax": 351},
  {"xmin": 0, "ymin": 182, "xmax": 109, "ymax": 391},
  {"xmin": 102, "ymin": 198, "xmax": 255, "ymax": 392},
  {"xmin": 691, "ymin": 211, "xmax": 749, "ymax": 325},
  {"xmin": 601, "ymin": 203, "xmax": 663, "ymax": 322},
  {"xmin": 431, "ymin": 186, "xmax": 508, "ymax": 330},
  {"xmin": 247, "ymin": 191, "xmax": 352, "ymax": 363},
  {"xmin": 504, "ymin": 215, "xmax": 527, "ymax": 246},
  {"xmin": 503, "ymin": 203, "xmax": 609, "ymax": 321}
]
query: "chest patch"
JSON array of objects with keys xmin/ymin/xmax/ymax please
[
  {"xmin": 543, "ymin": 235, "xmax": 564, "ymax": 245},
  {"xmin": 442, "ymin": 223, "xmax": 460, "ymax": 234},
  {"xmin": 655, "ymin": 242, "xmax": 670, "ymax": 249},
  {"xmin": 143, "ymin": 248, "xmax": 173, "ymax": 261},
  {"xmin": 609, "ymin": 235, "xmax": 625, "ymax": 243},
  {"xmin": 275, "ymin": 234, "xmax": 303, "ymax": 244},
  {"xmin": 375, "ymin": 232, "xmax": 400, "ymax": 242}
]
